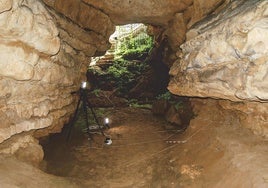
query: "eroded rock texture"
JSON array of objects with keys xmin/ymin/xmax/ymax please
[
  {"xmin": 169, "ymin": 0, "xmax": 268, "ymax": 137},
  {"xmin": 42, "ymin": 0, "xmax": 114, "ymax": 55},
  {"xmin": 0, "ymin": 0, "xmax": 228, "ymax": 146},
  {"xmin": 82, "ymin": 0, "xmax": 192, "ymax": 25},
  {"xmin": 169, "ymin": 0, "xmax": 267, "ymax": 102},
  {"xmin": 0, "ymin": 0, "xmax": 113, "ymax": 146}
]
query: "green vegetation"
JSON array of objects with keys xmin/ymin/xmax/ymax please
[
  {"xmin": 108, "ymin": 32, "xmax": 153, "ymax": 95},
  {"xmin": 157, "ymin": 91, "xmax": 184, "ymax": 110},
  {"xmin": 88, "ymin": 27, "xmax": 153, "ymax": 97},
  {"xmin": 116, "ymin": 33, "xmax": 153, "ymax": 60},
  {"xmin": 91, "ymin": 89, "xmax": 101, "ymax": 97},
  {"xmin": 156, "ymin": 91, "xmax": 172, "ymax": 101},
  {"xmin": 106, "ymin": 58, "xmax": 149, "ymax": 94},
  {"xmin": 128, "ymin": 99, "xmax": 152, "ymax": 109}
]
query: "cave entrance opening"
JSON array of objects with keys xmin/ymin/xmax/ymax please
[
  {"xmin": 41, "ymin": 23, "xmax": 194, "ymax": 151},
  {"xmin": 40, "ymin": 24, "xmax": 194, "ymax": 185},
  {"xmin": 87, "ymin": 23, "xmax": 170, "ymax": 106},
  {"xmin": 83, "ymin": 23, "xmax": 194, "ymax": 130}
]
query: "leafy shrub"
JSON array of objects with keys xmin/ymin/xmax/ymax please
[
  {"xmin": 106, "ymin": 59, "xmax": 136, "ymax": 94},
  {"xmin": 88, "ymin": 25, "xmax": 153, "ymax": 97},
  {"xmin": 116, "ymin": 33, "xmax": 153, "ymax": 61},
  {"xmin": 156, "ymin": 91, "xmax": 172, "ymax": 100},
  {"xmin": 156, "ymin": 91, "xmax": 184, "ymax": 110}
]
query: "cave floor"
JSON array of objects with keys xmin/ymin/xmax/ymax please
[
  {"xmin": 0, "ymin": 106, "xmax": 267, "ymax": 187},
  {"xmin": 39, "ymin": 106, "xmax": 268, "ymax": 188}
]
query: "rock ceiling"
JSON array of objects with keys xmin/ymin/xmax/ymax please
[{"xmin": 42, "ymin": 0, "xmax": 229, "ymax": 35}]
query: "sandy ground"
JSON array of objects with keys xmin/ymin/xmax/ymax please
[{"xmin": 0, "ymin": 102, "xmax": 267, "ymax": 187}]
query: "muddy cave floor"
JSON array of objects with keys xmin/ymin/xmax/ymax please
[
  {"xmin": 38, "ymin": 106, "xmax": 268, "ymax": 188},
  {"xmin": 0, "ymin": 105, "xmax": 267, "ymax": 188}
]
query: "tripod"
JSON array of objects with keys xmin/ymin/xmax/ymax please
[{"xmin": 66, "ymin": 86, "xmax": 108, "ymax": 144}]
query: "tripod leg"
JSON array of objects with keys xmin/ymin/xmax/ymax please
[
  {"xmin": 87, "ymin": 100, "xmax": 105, "ymax": 136},
  {"xmin": 82, "ymin": 92, "xmax": 94, "ymax": 145},
  {"xmin": 67, "ymin": 96, "xmax": 81, "ymax": 141},
  {"xmin": 105, "ymin": 123, "xmax": 110, "ymax": 129}
]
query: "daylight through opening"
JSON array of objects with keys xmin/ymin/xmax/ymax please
[{"xmin": 88, "ymin": 23, "xmax": 170, "ymax": 103}]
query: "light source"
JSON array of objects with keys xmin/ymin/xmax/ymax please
[
  {"xmin": 104, "ymin": 117, "xmax": 109, "ymax": 124},
  {"xmin": 81, "ymin": 81, "xmax": 87, "ymax": 89},
  {"xmin": 104, "ymin": 117, "xmax": 110, "ymax": 129}
]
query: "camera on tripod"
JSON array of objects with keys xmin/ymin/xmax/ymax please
[{"xmin": 67, "ymin": 81, "xmax": 112, "ymax": 146}]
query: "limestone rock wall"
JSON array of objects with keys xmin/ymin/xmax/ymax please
[
  {"xmin": 0, "ymin": 0, "xmax": 113, "ymax": 145},
  {"xmin": 42, "ymin": 0, "xmax": 115, "ymax": 40},
  {"xmin": 169, "ymin": 0, "xmax": 268, "ymax": 102},
  {"xmin": 169, "ymin": 0, "xmax": 268, "ymax": 137}
]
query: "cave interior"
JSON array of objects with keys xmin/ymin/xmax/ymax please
[{"xmin": 0, "ymin": 0, "xmax": 267, "ymax": 187}]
